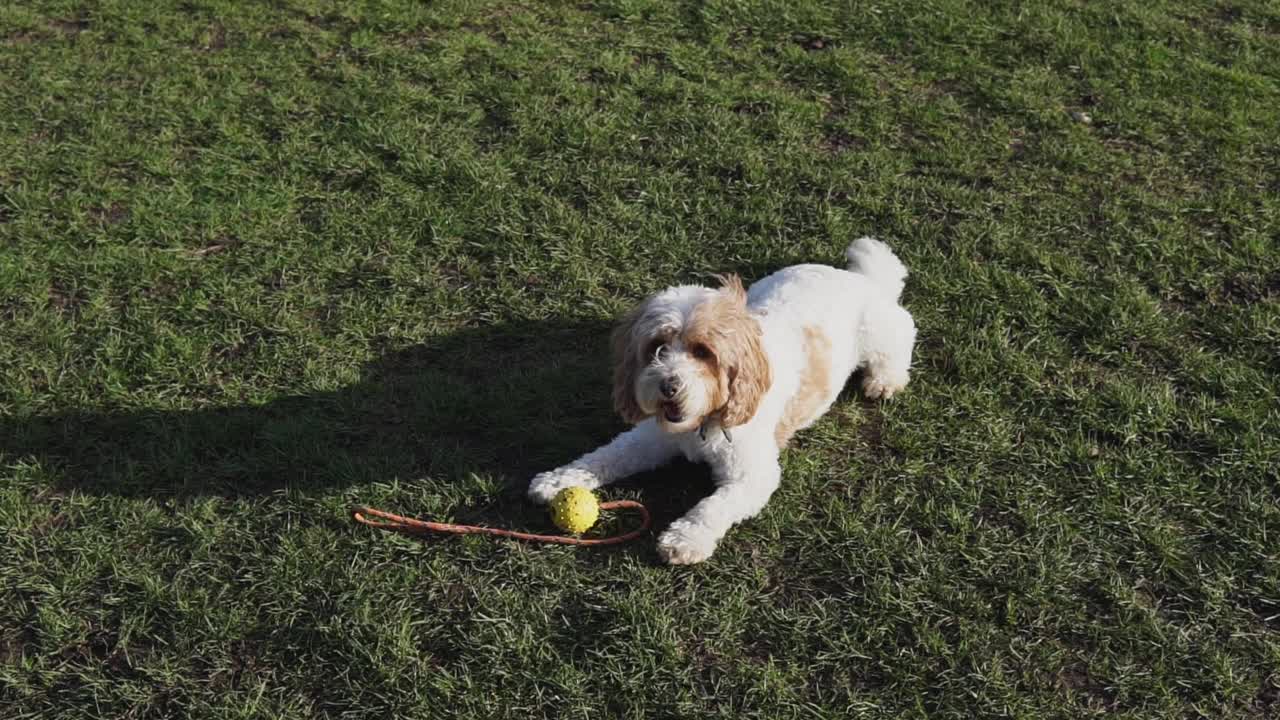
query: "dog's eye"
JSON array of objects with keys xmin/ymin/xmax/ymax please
[
  {"xmin": 646, "ymin": 340, "xmax": 667, "ymax": 358},
  {"xmin": 690, "ymin": 343, "xmax": 713, "ymax": 361}
]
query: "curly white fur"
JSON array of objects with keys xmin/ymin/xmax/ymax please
[{"xmin": 529, "ymin": 238, "xmax": 917, "ymax": 564}]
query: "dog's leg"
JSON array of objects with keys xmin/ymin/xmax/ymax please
[
  {"xmin": 860, "ymin": 302, "xmax": 916, "ymax": 400},
  {"xmin": 527, "ymin": 420, "xmax": 678, "ymax": 504},
  {"xmin": 656, "ymin": 444, "xmax": 781, "ymax": 564}
]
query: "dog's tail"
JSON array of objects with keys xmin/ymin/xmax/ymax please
[{"xmin": 845, "ymin": 237, "xmax": 908, "ymax": 300}]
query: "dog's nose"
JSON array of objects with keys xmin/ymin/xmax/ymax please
[{"xmin": 659, "ymin": 378, "xmax": 677, "ymax": 399}]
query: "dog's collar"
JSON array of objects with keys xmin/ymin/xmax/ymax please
[{"xmin": 698, "ymin": 417, "xmax": 733, "ymax": 444}]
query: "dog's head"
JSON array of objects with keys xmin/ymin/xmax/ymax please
[{"xmin": 611, "ymin": 275, "xmax": 771, "ymax": 433}]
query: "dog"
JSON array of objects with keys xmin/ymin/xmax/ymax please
[{"xmin": 528, "ymin": 238, "xmax": 916, "ymax": 564}]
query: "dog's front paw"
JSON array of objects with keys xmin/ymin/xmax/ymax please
[
  {"xmin": 656, "ymin": 520, "xmax": 719, "ymax": 565},
  {"xmin": 527, "ymin": 467, "xmax": 600, "ymax": 504},
  {"xmin": 862, "ymin": 372, "xmax": 908, "ymax": 400}
]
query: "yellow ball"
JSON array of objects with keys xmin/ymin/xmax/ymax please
[{"xmin": 550, "ymin": 487, "xmax": 599, "ymax": 535}]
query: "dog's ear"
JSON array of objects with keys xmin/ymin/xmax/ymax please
[
  {"xmin": 721, "ymin": 329, "xmax": 770, "ymax": 427},
  {"xmin": 713, "ymin": 273, "xmax": 747, "ymax": 303},
  {"xmin": 715, "ymin": 277, "xmax": 770, "ymax": 427},
  {"xmin": 610, "ymin": 301, "xmax": 648, "ymax": 425}
]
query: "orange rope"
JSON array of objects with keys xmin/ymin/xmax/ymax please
[{"xmin": 352, "ymin": 500, "xmax": 651, "ymax": 546}]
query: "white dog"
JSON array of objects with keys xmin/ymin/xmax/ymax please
[{"xmin": 528, "ymin": 238, "xmax": 916, "ymax": 564}]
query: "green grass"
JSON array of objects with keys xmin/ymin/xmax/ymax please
[{"xmin": 2, "ymin": 0, "xmax": 1278, "ymax": 717}]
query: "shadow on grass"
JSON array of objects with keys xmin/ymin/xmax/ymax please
[{"xmin": 2, "ymin": 319, "xmax": 713, "ymax": 513}]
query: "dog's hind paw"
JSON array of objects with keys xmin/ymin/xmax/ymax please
[{"xmin": 861, "ymin": 373, "xmax": 907, "ymax": 400}]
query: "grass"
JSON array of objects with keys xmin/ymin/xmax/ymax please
[{"xmin": 1, "ymin": 0, "xmax": 1278, "ymax": 717}]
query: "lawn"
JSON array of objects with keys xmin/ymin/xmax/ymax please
[{"xmin": 2, "ymin": 0, "xmax": 1278, "ymax": 717}]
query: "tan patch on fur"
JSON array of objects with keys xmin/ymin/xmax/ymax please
[
  {"xmin": 775, "ymin": 325, "xmax": 831, "ymax": 448},
  {"xmin": 684, "ymin": 275, "xmax": 771, "ymax": 427}
]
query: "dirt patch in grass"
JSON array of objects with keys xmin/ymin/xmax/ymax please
[
  {"xmin": 89, "ymin": 202, "xmax": 130, "ymax": 226},
  {"xmin": 1219, "ymin": 271, "xmax": 1280, "ymax": 304}
]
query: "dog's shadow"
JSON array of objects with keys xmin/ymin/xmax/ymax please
[{"xmin": 2, "ymin": 319, "xmax": 714, "ymax": 526}]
